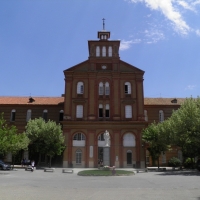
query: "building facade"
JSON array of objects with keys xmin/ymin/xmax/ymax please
[{"xmin": 0, "ymin": 28, "xmax": 185, "ymax": 168}]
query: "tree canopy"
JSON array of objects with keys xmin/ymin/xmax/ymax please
[
  {"xmin": 25, "ymin": 118, "xmax": 65, "ymax": 167},
  {"xmin": 142, "ymin": 120, "xmax": 171, "ymax": 167},
  {"xmin": 0, "ymin": 113, "xmax": 29, "ymax": 158},
  {"xmin": 169, "ymin": 97, "xmax": 200, "ymax": 160}
]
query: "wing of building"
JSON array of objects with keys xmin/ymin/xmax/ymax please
[{"xmin": 0, "ymin": 27, "xmax": 185, "ymax": 168}]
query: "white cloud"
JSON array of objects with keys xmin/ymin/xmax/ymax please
[
  {"xmin": 120, "ymin": 39, "xmax": 141, "ymax": 50},
  {"xmin": 144, "ymin": 29, "xmax": 165, "ymax": 43},
  {"xmin": 177, "ymin": 1, "xmax": 195, "ymax": 11},
  {"xmin": 196, "ymin": 29, "xmax": 200, "ymax": 36},
  {"xmin": 128, "ymin": 0, "xmax": 192, "ymax": 35},
  {"xmin": 185, "ymin": 85, "xmax": 196, "ymax": 90}
]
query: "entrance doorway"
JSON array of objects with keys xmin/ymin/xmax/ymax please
[{"xmin": 127, "ymin": 150, "xmax": 132, "ymax": 165}]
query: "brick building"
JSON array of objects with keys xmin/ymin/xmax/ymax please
[{"xmin": 0, "ymin": 27, "xmax": 184, "ymax": 168}]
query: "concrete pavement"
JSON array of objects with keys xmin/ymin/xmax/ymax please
[{"xmin": 0, "ymin": 168, "xmax": 200, "ymax": 200}]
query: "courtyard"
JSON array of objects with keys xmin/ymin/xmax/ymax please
[{"xmin": 0, "ymin": 168, "xmax": 200, "ymax": 200}]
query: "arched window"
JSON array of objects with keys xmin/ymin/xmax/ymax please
[
  {"xmin": 105, "ymin": 82, "xmax": 110, "ymax": 95},
  {"xmin": 123, "ymin": 133, "xmax": 135, "ymax": 147},
  {"xmin": 76, "ymin": 149, "xmax": 82, "ymax": 164},
  {"xmin": 125, "ymin": 105, "xmax": 132, "ymax": 118},
  {"xmin": 99, "ymin": 104, "xmax": 103, "ymax": 118},
  {"xmin": 144, "ymin": 110, "xmax": 148, "ymax": 121},
  {"xmin": 159, "ymin": 110, "xmax": 164, "ymax": 122},
  {"xmin": 99, "ymin": 82, "xmax": 104, "ymax": 95},
  {"xmin": 125, "ymin": 82, "xmax": 131, "ymax": 94},
  {"xmin": 59, "ymin": 110, "xmax": 64, "ymax": 121},
  {"xmin": 10, "ymin": 109, "xmax": 16, "ymax": 122},
  {"xmin": 96, "ymin": 46, "xmax": 100, "ymax": 57},
  {"xmin": 43, "ymin": 109, "xmax": 48, "ymax": 121},
  {"xmin": 102, "ymin": 46, "xmax": 106, "ymax": 57},
  {"xmin": 76, "ymin": 105, "xmax": 83, "ymax": 118},
  {"xmin": 77, "ymin": 82, "xmax": 84, "ymax": 94},
  {"xmin": 98, "ymin": 133, "xmax": 104, "ymax": 141},
  {"xmin": 73, "ymin": 133, "xmax": 85, "ymax": 140},
  {"xmin": 26, "ymin": 109, "xmax": 31, "ymax": 122},
  {"xmin": 108, "ymin": 46, "xmax": 112, "ymax": 57},
  {"xmin": 73, "ymin": 133, "xmax": 85, "ymax": 147}
]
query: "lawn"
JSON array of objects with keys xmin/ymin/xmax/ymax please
[{"xmin": 77, "ymin": 169, "xmax": 135, "ymax": 176}]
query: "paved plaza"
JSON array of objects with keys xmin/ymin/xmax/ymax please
[{"xmin": 0, "ymin": 168, "xmax": 200, "ymax": 200}]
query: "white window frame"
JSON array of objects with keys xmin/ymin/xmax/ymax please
[
  {"xmin": 108, "ymin": 46, "xmax": 112, "ymax": 57},
  {"xmin": 125, "ymin": 82, "xmax": 131, "ymax": 94},
  {"xmin": 159, "ymin": 110, "xmax": 164, "ymax": 122},
  {"xmin": 96, "ymin": 46, "xmax": 100, "ymax": 57},
  {"xmin": 105, "ymin": 82, "xmax": 110, "ymax": 95},
  {"xmin": 77, "ymin": 82, "xmax": 84, "ymax": 94},
  {"xmin": 105, "ymin": 104, "xmax": 110, "ymax": 118},
  {"xmin": 99, "ymin": 82, "xmax": 104, "ymax": 95},
  {"xmin": 10, "ymin": 109, "xmax": 16, "ymax": 122},
  {"xmin": 73, "ymin": 133, "xmax": 85, "ymax": 147},
  {"xmin": 99, "ymin": 104, "xmax": 103, "ymax": 118},
  {"xmin": 26, "ymin": 109, "xmax": 31, "ymax": 122},
  {"xmin": 102, "ymin": 46, "xmax": 106, "ymax": 57},
  {"xmin": 125, "ymin": 105, "xmax": 132, "ymax": 118},
  {"xmin": 123, "ymin": 133, "xmax": 135, "ymax": 147},
  {"xmin": 76, "ymin": 149, "xmax": 82, "ymax": 164},
  {"xmin": 76, "ymin": 105, "xmax": 83, "ymax": 118},
  {"xmin": 43, "ymin": 109, "xmax": 48, "ymax": 121}
]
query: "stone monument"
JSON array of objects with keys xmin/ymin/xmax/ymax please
[{"xmin": 103, "ymin": 130, "xmax": 110, "ymax": 166}]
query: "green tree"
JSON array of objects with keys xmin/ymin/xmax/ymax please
[
  {"xmin": 169, "ymin": 97, "xmax": 200, "ymax": 166},
  {"xmin": 0, "ymin": 113, "xmax": 29, "ymax": 166},
  {"xmin": 142, "ymin": 121, "xmax": 171, "ymax": 167},
  {"xmin": 25, "ymin": 118, "xmax": 65, "ymax": 167}
]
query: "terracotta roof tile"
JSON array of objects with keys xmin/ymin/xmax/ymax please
[
  {"xmin": 144, "ymin": 98, "xmax": 185, "ymax": 105},
  {"xmin": 0, "ymin": 97, "xmax": 64, "ymax": 105},
  {"xmin": 0, "ymin": 96, "xmax": 186, "ymax": 106}
]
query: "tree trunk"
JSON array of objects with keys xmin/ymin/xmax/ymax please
[
  {"xmin": 157, "ymin": 157, "xmax": 160, "ymax": 169},
  {"xmin": 49, "ymin": 156, "xmax": 52, "ymax": 168}
]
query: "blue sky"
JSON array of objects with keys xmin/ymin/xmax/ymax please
[{"xmin": 0, "ymin": 0, "xmax": 200, "ymax": 98}]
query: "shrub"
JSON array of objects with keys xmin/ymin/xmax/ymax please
[
  {"xmin": 168, "ymin": 157, "xmax": 181, "ymax": 167},
  {"xmin": 183, "ymin": 158, "xmax": 195, "ymax": 169}
]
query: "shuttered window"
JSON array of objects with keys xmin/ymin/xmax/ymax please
[
  {"xmin": 76, "ymin": 105, "xmax": 83, "ymax": 118},
  {"xmin": 125, "ymin": 105, "xmax": 132, "ymax": 118}
]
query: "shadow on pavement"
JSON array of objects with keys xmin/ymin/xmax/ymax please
[{"xmin": 155, "ymin": 170, "xmax": 200, "ymax": 176}]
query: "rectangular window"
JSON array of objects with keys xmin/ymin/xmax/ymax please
[
  {"xmin": 105, "ymin": 104, "xmax": 110, "ymax": 118},
  {"xmin": 59, "ymin": 112, "xmax": 64, "ymax": 121},
  {"xmin": 76, "ymin": 152, "xmax": 82, "ymax": 164},
  {"xmin": 11, "ymin": 112, "xmax": 16, "ymax": 122},
  {"xmin": 99, "ymin": 108, "xmax": 103, "ymax": 117},
  {"xmin": 99, "ymin": 86, "xmax": 104, "ymax": 95},
  {"xmin": 125, "ymin": 85, "xmax": 128, "ymax": 94},
  {"xmin": 125, "ymin": 105, "xmax": 132, "ymax": 118},
  {"xmin": 105, "ymin": 87, "xmax": 110, "ymax": 95},
  {"xmin": 43, "ymin": 112, "xmax": 48, "ymax": 121},
  {"xmin": 76, "ymin": 105, "xmax": 83, "ymax": 118}
]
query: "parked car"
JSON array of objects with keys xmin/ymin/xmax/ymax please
[
  {"xmin": 0, "ymin": 160, "xmax": 11, "ymax": 170},
  {"xmin": 196, "ymin": 159, "xmax": 200, "ymax": 171}
]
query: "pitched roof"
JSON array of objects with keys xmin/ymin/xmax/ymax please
[
  {"xmin": 0, "ymin": 96, "xmax": 186, "ymax": 106},
  {"xmin": 0, "ymin": 97, "xmax": 64, "ymax": 105},
  {"xmin": 144, "ymin": 98, "xmax": 185, "ymax": 105}
]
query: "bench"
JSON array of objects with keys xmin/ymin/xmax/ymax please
[
  {"xmin": 136, "ymin": 168, "xmax": 148, "ymax": 173},
  {"xmin": 62, "ymin": 169, "xmax": 73, "ymax": 173},
  {"xmin": 44, "ymin": 168, "xmax": 55, "ymax": 172}
]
